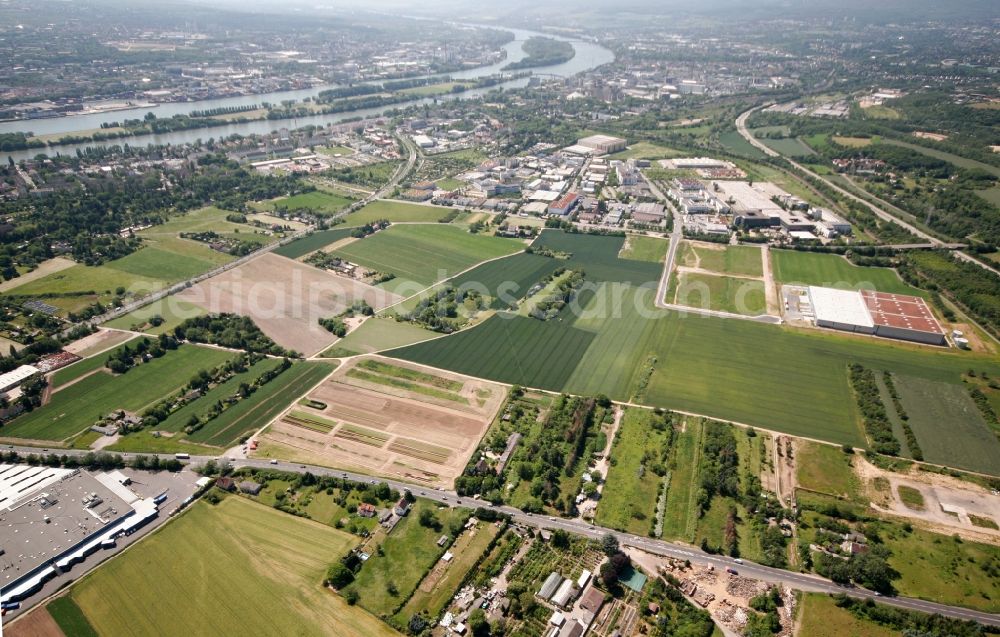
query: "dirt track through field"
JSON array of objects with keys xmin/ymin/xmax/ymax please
[{"xmin": 176, "ymin": 253, "xmax": 401, "ymax": 356}]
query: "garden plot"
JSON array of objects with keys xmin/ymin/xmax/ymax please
[
  {"xmin": 176, "ymin": 253, "xmax": 400, "ymax": 356},
  {"xmin": 257, "ymin": 357, "xmax": 505, "ymax": 487}
]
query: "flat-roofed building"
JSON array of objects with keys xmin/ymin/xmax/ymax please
[{"xmin": 576, "ymin": 135, "xmax": 627, "ymax": 154}]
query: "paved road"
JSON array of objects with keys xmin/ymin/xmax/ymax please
[
  {"xmin": 7, "ymin": 445, "xmax": 996, "ymax": 626},
  {"xmin": 644, "ymin": 174, "xmax": 782, "ymax": 325}
]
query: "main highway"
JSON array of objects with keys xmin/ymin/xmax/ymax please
[{"xmin": 5, "ymin": 443, "xmax": 997, "ymax": 627}]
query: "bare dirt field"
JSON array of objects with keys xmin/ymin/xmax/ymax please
[
  {"xmin": 0, "ymin": 257, "xmax": 76, "ymax": 293},
  {"xmin": 63, "ymin": 328, "xmax": 135, "ymax": 357},
  {"xmin": 176, "ymin": 253, "xmax": 400, "ymax": 356},
  {"xmin": 5, "ymin": 605, "xmax": 65, "ymax": 637},
  {"xmin": 858, "ymin": 458, "xmax": 1000, "ymax": 544},
  {"xmin": 255, "ymin": 356, "xmax": 506, "ymax": 488}
]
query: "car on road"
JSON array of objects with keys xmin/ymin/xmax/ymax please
[
  {"xmin": 270, "ymin": 459, "xmax": 278, "ymax": 465},
  {"xmin": 734, "ymin": 558, "xmax": 743, "ymax": 565},
  {"xmin": 725, "ymin": 567, "xmax": 738, "ymax": 575},
  {"xmin": 456, "ymin": 500, "xmax": 462, "ymax": 505},
  {"xmin": 548, "ymin": 517, "xmax": 556, "ymax": 522},
  {"xmin": 420, "ymin": 491, "xmax": 426, "ymax": 496}
]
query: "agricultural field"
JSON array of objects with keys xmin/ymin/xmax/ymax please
[
  {"xmin": 3, "ymin": 260, "xmax": 167, "ymax": 315},
  {"xmin": 2, "ymin": 343, "xmax": 233, "ymax": 442},
  {"xmin": 342, "ymin": 500, "xmax": 466, "ymax": 618},
  {"xmin": 264, "ymin": 190, "xmax": 355, "ymax": 215},
  {"xmin": 272, "ymin": 227, "xmax": 357, "ymax": 260},
  {"xmin": 332, "ymin": 224, "xmax": 524, "ymax": 291},
  {"xmin": 796, "ymin": 594, "xmax": 899, "ymax": 637},
  {"xmin": 831, "ymin": 136, "xmax": 874, "ymax": 148},
  {"xmin": 345, "ymin": 200, "xmax": 453, "ymax": 225},
  {"xmin": 532, "ymin": 230, "xmax": 662, "ymax": 285},
  {"xmin": 62, "ymin": 328, "xmax": 135, "ymax": 358},
  {"xmin": 0, "ymin": 256, "xmax": 75, "ymax": 293},
  {"xmin": 256, "ymin": 357, "xmax": 505, "ymax": 487},
  {"xmin": 595, "ymin": 408, "xmax": 672, "ymax": 535},
  {"xmin": 760, "ymin": 136, "xmax": 817, "ymax": 157},
  {"xmin": 619, "ymin": 234, "xmax": 669, "ymax": 263},
  {"xmin": 719, "ymin": 129, "xmax": 768, "ymax": 159},
  {"xmin": 320, "ymin": 318, "xmax": 438, "ymax": 357},
  {"xmin": 892, "ymin": 374, "xmax": 1000, "ymax": 475},
  {"xmin": 104, "ymin": 298, "xmax": 206, "ymax": 334},
  {"xmin": 55, "ymin": 496, "xmax": 395, "ymax": 637},
  {"xmin": 671, "ymin": 271, "xmax": 767, "ymax": 315},
  {"xmin": 386, "ymin": 229, "xmax": 1000, "ymax": 450},
  {"xmin": 176, "ymin": 252, "xmax": 399, "ymax": 356},
  {"xmin": 677, "ymin": 241, "xmax": 763, "ymax": 277},
  {"xmin": 659, "ymin": 418, "xmax": 702, "ymax": 541},
  {"xmin": 771, "ymin": 249, "xmax": 924, "ymax": 295},
  {"xmin": 443, "ymin": 251, "xmax": 564, "ymax": 310}
]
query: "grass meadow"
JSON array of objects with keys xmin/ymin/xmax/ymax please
[
  {"xmin": 771, "ymin": 250, "xmax": 923, "ymax": 295},
  {"xmin": 595, "ymin": 408, "xmax": 671, "ymax": 535},
  {"xmin": 343, "ymin": 500, "xmax": 465, "ymax": 617},
  {"xmin": 65, "ymin": 496, "xmax": 395, "ymax": 637},
  {"xmin": 4, "ymin": 344, "xmax": 233, "ymax": 441},
  {"xmin": 678, "ymin": 241, "xmax": 763, "ymax": 277},
  {"xmin": 346, "ymin": 200, "xmax": 454, "ymax": 224},
  {"xmin": 267, "ymin": 190, "xmax": 355, "ymax": 214},
  {"xmin": 620, "ymin": 235, "xmax": 670, "ymax": 263},
  {"xmin": 796, "ymin": 594, "xmax": 898, "ymax": 637},
  {"xmin": 672, "ymin": 272, "xmax": 767, "ymax": 315}
]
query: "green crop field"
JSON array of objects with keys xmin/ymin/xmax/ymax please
[
  {"xmin": 620, "ymin": 235, "xmax": 669, "ymax": 263},
  {"xmin": 446, "ymin": 252, "xmax": 563, "ymax": 309},
  {"xmin": 321, "ymin": 318, "xmax": 439, "ymax": 357},
  {"xmin": 186, "ymin": 361, "xmax": 335, "ymax": 447},
  {"xmin": 596, "ymin": 409, "xmax": 671, "ymax": 535},
  {"xmin": 771, "ymin": 250, "xmax": 923, "ymax": 295},
  {"xmin": 532, "ymin": 230, "xmax": 662, "ymax": 285},
  {"xmin": 672, "ymin": 272, "xmax": 766, "ymax": 315},
  {"xmin": 4, "ymin": 344, "xmax": 234, "ymax": 441},
  {"xmin": 390, "ymin": 312, "xmax": 596, "ymax": 390},
  {"xmin": 881, "ymin": 139, "xmax": 1000, "ymax": 178},
  {"xmin": 5, "ymin": 262, "xmax": 165, "ymax": 309},
  {"xmin": 343, "ymin": 500, "xmax": 465, "ymax": 617},
  {"xmin": 388, "ymin": 228, "xmax": 1000, "ymax": 450},
  {"xmin": 678, "ymin": 241, "xmax": 763, "ymax": 277},
  {"xmin": 267, "ymin": 190, "xmax": 355, "ymax": 214},
  {"xmin": 64, "ymin": 496, "xmax": 395, "ymax": 637},
  {"xmin": 893, "ymin": 375, "xmax": 1000, "ymax": 475},
  {"xmin": 797, "ymin": 594, "xmax": 898, "ymax": 637},
  {"xmin": 345, "ymin": 200, "xmax": 452, "ymax": 225},
  {"xmin": 333, "ymin": 224, "xmax": 523, "ymax": 288},
  {"xmin": 156, "ymin": 358, "xmax": 284, "ymax": 432},
  {"xmin": 719, "ymin": 130, "xmax": 768, "ymax": 159},
  {"xmin": 761, "ymin": 137, "xmax": 817, "ymax": 157},
  {"xmin": 104, "ymin": 298, "xmax": 206, "ymax": 334},
  {"xmin": 272, "ymin": 227, "xmax": 357, "ymax": 259}
]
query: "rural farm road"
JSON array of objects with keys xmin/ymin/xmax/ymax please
[
  {"xmin": 8, "ymin": 443, "xmax": 993, "ymax": 627},
  {"xmin": 734, "ymin": 106, "xmax": 1000, "ymax": 279},
  {"xmin": 645, "ymin": 174, "xmax": 783, "ymax": 325}
]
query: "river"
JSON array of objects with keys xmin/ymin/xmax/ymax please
[{"xmin": 1, "ymin": 25, "xmax": 613, "ymax": 162}]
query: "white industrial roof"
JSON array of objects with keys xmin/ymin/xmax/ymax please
[
  {"xmin": 808, "ymin": 286, "xmax": 873, "ymax": 328},
  {"xmin": 0, "ymin": 464, "xmax": 73, "ymax": 509},
  {"xmin": 0, "ymin": 365, "xmax": 40, "ymax": 391}
]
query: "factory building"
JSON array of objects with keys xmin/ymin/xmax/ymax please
[{"xmin": 808, "ymin": 286, "xmax": 945, "ymax": 345}]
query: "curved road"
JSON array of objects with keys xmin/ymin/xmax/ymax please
[
  {"xmin": 735, "ymin": 106, "xmax": 1000, "ymax": 279},
  {"xmin": 645, "ymin": 173, "xmax": 782, "ymax": 325}
]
